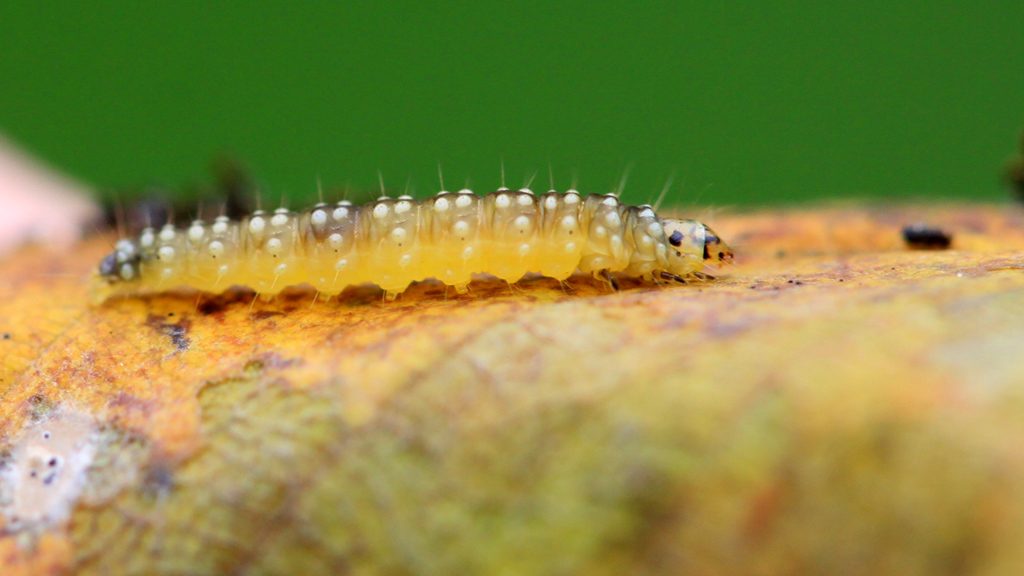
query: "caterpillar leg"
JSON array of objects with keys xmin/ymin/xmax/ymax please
[
  {"xmin": 453, "ymin": 282, "xmax": 471, "ymax": 295},
  {"xmin": 594, "ymin": 269, "xmax": 620, "ymax": 292},
  {"xmin": 692, "ymin": 271, "xmax": 716, "ymax": 281},
  {"xmin": 658, "ymin": 271, "xmax": 688, "ymax": 284},
  {"xmin": 384, "ymin": 290, "xmax": 402, "ymax": 302}
]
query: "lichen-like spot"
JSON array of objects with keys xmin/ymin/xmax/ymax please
[{"xmin": 0, "ymin": 409, "xmax": 97, "ymax": 532}]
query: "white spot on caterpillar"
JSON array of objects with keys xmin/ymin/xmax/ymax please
[
  {"xmin": 544, "ymin": 196, "xmax": 558, "ymax": 210},
  {"xmin": 328, "ymin": 233, "xmax": 343, "ymax": 250},
  {"xmin": 519, "ymin": 188, "xmax": 534, "ymax": 195},
  {"xmin": 392, "ymin": 227, "xmax": 407, "ymax": 242},
  {"xmin": 373, "ymin": 203, "xmax": 389, "ymax": 219},
  {"xmin": 311, "ymin": 209, "xmax": 327, "ymax": 226},
  {"xmin": 266, "ymin": 238, "xmax": 283, "ymax": 254},
  {"xmin": 517, "ymin": 193, "xmax": 533, "ymax": 205},
  {"xmin": 159, "ymin": 226, "xmax": 176, "ymax": 241},
  {"xmin": 565, "ymin": 242, "xmax": 577, "ymax": 252},
  {"xmin": 188, "ymin": 224, "xmax": 205, "ymax": 242},
  {"xmin": 120, "ymin": 264, "xmax": 134, "ymax": 279},
  {"xmin": 115, "ymin": 239, "xmax": 134, "ymax": 255},
  {"xmin": 455, "ymin": 194, "xmax": 472, "ymax": 208},
  {"xmin": 219, "ymin": 264, "xmax": 229, "ymax": 275},
  {"xmin": 564, "ymin": 192, "xmax": 580, "ymax": 204},
  {"xmin": 640, "ymin": 208, "xmax": 656, "ymax": 218},
  {"xmin": 335, "ymin": 259, "xmax": 348, "ymax": 271},
  {"xmin": 212, "ymin": 220, "xmax": 229, "ymax": 234},
  {"xmin": 462, "ymin": 246, "xmax": 474, "ymax": 259},
  {"xmin": 249, "ymin": 216, "xmax": 265, "ymax": 234},
  {"xmin": 399, "ymin": 254, "xmax": 412, "ymax": 267},
  {"xmin": 605, "ymin": 212, "xmax": 620, "ymax": 227},
  {"xmin": 611, "ymin": 235, "xmax": 624, "ymax": 254},
  {"xmin": 158, "ymin": 246, "xmax": 175, "ymax": 261},
  {"xmin": 514, "ymin": 215, "xmax": 530, "ymax": 231},
  {"xmin": 560, "ymin": 215, "xmax": 577, "ymax": 230},
  {"xmin": 139, "ymin": 229, "xmax": 155, "ymax": 247},
  {"xmin": 208, "ymin": 240, "xmax": 225, "ymax": 257},
  {"xmin": 594, "ymin": 226, "xmax": 607, "ymax": 238},
  {"xmin": 647, "ymin": 222, "xmax": 662, "ymax": 237},
  {"xmin": 602, "ymin": 196, "xmax": 618, "ymax": 206},
  {"xmin": 519, "ymin": 243, "xmax": 531, "ymax": 256},
  {"xmin": 271, "ymin": 213, "xmax": 289, "ymax": 227},
  {"xmin": 395, "ymin": 201, "xmax": 412, "ymax": 214},
  {"xmin": 434, "ymin": 197, "xmax": 450, "ymax": 212},
  {"xmin": 333, "ymin": 206, "xmax": 348, "ymax": 220},
  {"xmin": 452, "ymin": 221, "xmax": 470, "ymax": 236},
  {"xmin": 496, "ymin": 194, "xmax": 511, "ymax": 208},
  {"xmin": 274, "ymin": 263, "xmax": 287, "ymax": 275}
]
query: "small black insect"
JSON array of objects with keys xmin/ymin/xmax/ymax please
[{"xmin": 902, "ymin": 224, "xmax": 952, "ymax": 250}]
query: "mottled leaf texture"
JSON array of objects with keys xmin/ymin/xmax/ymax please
[{"xmin": 2, "ymin": 204, "xmax": 1024, "ymax": 576}]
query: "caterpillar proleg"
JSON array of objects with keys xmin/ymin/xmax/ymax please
[{"xmin": 95, "ymin": 188, "xmax": 733, "ymax": 302}]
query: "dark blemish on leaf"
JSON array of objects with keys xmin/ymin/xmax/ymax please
[
  {"xmin": 2, "ymin": 333, "xmax": 9, "ymax": 339},
  {"xmin": 198, "ymin": 299, "xmax": 226, "ymax": 315},
  {"xmin": 167, "ymin": 312, "xmax": 174, "ymax": 317},
  {"xmin": 145, "ymin": 314, "xmax": 192, "ymax": 353},
  {"xmin": 28, "ymin": 394, "xmax": 55, "ymax": 421},
  {"xmin": 143, "ymin": 463, "xmax": 176, "ymax": 497},
  {"xmin": 252, "ymin": 310, "xmax": 284, "ymax": 320}
]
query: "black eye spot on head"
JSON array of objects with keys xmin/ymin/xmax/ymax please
[
  {"xmin": 668, "ymin": 231, "xmax": 684, "ymax": 246},
  {"xmin": 99, "ymin": 252, "xmax": 118, "ymax": 276}
]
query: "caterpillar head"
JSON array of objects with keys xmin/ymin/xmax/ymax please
[
  {"xmin": 662, "ymin": 219, "xmax": 734, "ymax": 277},
  {"xmin": 98, "ymin": 238, "xmax": 143, "ymax": 283},
  {"xmin": 92, "ymin": 238, "xmax": 142, "ymax": 303}
]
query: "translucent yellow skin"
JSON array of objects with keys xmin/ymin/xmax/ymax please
[{"xmin": 95, "ymin": 189, "xmax": 733, "ymax": 302}]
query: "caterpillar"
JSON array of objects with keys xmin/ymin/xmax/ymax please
[{"xmin": 95, "ymin": 188, "xmax": 734, "ymax": 302}]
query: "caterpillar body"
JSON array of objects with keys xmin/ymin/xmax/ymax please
[{"xmin": 96, "ymin": 188, "xmax": 733, "ymax": 301}]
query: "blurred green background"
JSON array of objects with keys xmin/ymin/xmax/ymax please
[{"xmin": 0, "ymin": 1, "xmax": 1021, "ymax": 207}]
